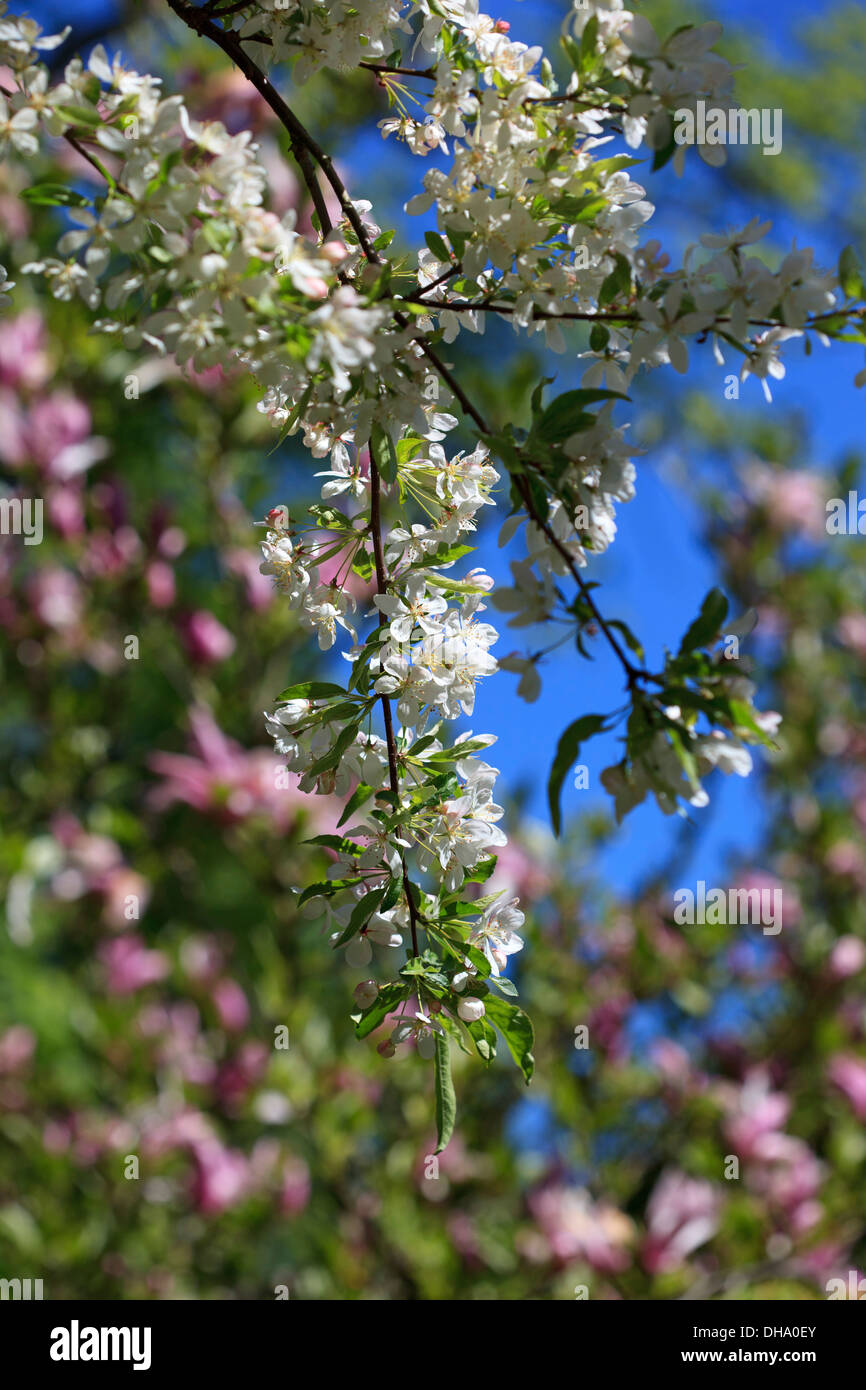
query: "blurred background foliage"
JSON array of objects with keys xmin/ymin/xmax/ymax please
[{"xmin": 0, "ymin": 0, "xmax": 864, "ymax": 1299}]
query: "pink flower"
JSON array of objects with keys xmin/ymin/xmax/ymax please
[
  {"xmin": 26, "ymin": 392, "xmax": 108, "ymax": 479},
  {"xmin": 140, "ymin": 1107, "xmax": 214, "ymax": 1158},
  {"xmin": 179, "ymin": 609, "xmax": 236, "ymax": 664},
  {"xmin": 279, "ymin": 1157, "xmax": 311, "ymax": 1215},
  {"xmin": 743, "ymin": 464, "xmax": 826, "ymax": 539},
  {"xmin": 529, "ymin": 1184, "xmax": 634, "ymax": 1272},
  {"xmin": 828, "ymin": 1054, "xmax": 866, "ymax": 1120},
  {"xmin": 215, "ymin": 1042, "xmax": 268, "ymax": 1108},
  {"xmin": 642, "ymin": 1171, "xmax": 722, "ymax": 1274},
  {"xmin": 100, "ymin": 935, "xmax": 170, "ymax": 995},
  {"xmin": 723, "ymin": 1070, "xmax": 790, "ymax": 1158},
  {"xmin": 146, "ymin": 560, "xmax": 176, "ymax": 609},
  {"xmin": 226, "ymin": 547, "xmax": 273, "ymax": 610},
  {"xmin": 212, "ymin": 978, "xmax": 250, "ymax": 1032},
  {"xmin": 48, "ymin": 485, "xmax": 86, "ymax": 540},
  {"xmin": 0, "ymin": 1025, "xmax": 35, "ymax": 1074},
  {"xmin": 190, "ymin": 1140, "xmax": 250, "ymax": 1214},
  {"xmin": 149, "ymin": 705, "xmax": 307, "ymax": 827},
  {"xmin": 101, "ymin": 867, "xmax": 151, "ymax": 930},
  {"xmin": 825, "ymin": 841, "xmax": 866, "ymax": 884},
  {"xmin": 837, "ymin": 613, "xmax": 866, "ymax": 656},
  {"xmin": 746, "ymin": 1132, "xmax": 823, "ymax": 1229},
  {"xmin": 0, "ymin": 311, "xmax": 50, "ymax": 390},
  {"xmin": 828, "ymin": 936, "xmax": 866, "ymax": 980},
  {"xmin": 28, "ymin": 567, "xmax": 82, "ymax": 631}
]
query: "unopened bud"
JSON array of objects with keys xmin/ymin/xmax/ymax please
[
  {"xmin": 321, "ymin": 239, "xmax": 348, "ymax": 265},
  {"xmin": 354, "ymin": 979, "xmax": 378, "ymax": 1008},
  {"xmin": 346, "ymin": 936, "xmax": 372, "ymax": 968},
  {"xmin": 457, "ymin": 997, "xmax": 485, "ymax": 1023}
]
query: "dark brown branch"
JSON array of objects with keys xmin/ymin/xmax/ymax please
[{"xmin": 369, "ymin": 465, "xmax": 421, "ymax": 958}]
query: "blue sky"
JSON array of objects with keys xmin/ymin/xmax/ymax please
[{"xmin": 18, "ymin": 0, "xmax": 864, "ymax": 898}]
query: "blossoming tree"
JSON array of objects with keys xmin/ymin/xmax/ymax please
[{"xmin": 2, "ymin": 0, "xmax": 865, "ymax": 1150}]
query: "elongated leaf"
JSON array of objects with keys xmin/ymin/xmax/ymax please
[
  {"xmin": 425, "ymin": 230, "xmax": 451, "ymax": 263},
  {"xmin": 533, "ymin": 388, "xmax": 629, "ymax": 445},
  {"xmin": 275, "ymin": 681, "xmax": 347, "ymax": 701},
  {"xmin": 370, "ymin": 423, "xmax": 398, "ymax": 485},
  {"xmin": 484, "ymin": 996, "xmax": 535, "ymax": 1083},
  {"xmin": 305, "ymin": 721, "xmax": 359, "ymax": 779},
  {"xmin": 598, "ymin": 252, "xmax": 632, "ymax": 306},
  {"xmin": 20, "ymin": 183, "xmax": 90, "ymax": 208},
  {"xmin": 303, "ymin": 834, "xmax": 366, "ymax": 856},
  {"xmin": 330, "ymin": 887, "xmax": 385, "ymax": 950},
  {"xmin": 337, "ymin": 781, "xmax": 375, "ymax": 828},
  {"xmin": 678, "ymin": 587, "xmax": 728, "ymax": 655},
  {"xmin": 548, "ymin": 713, "xmax": 608, "ymax": 836},
  {"xmin": 298, "ymin": 877, "xmax": 361, "ymax": 907},
  {"xmin": 839, "ymin": 245, "xmax": 866, "ymax": 300},
  {"xmin": 354, "ymin": 981, "xmax": 410, "ymax": 1039},
  {"xmin": 433, "ymin": 1032, "xmax": 457, "ymax": 1153}
]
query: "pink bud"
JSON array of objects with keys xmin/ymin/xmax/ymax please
[
  {"xmin": 354, "ymin": 979, "xmax": 378, "ymax": 1009},
  {"xmin": 829, "ymin": 936, "xmax": 866, "ymax": 980},
  {"xmin": 320, "ymin": 240, "xmax": 348, "ymax": 265},
  {"xmin": 457, "ymin": 997, "xmax": 485, "ymax": 1023}
]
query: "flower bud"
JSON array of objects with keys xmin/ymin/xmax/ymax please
[
  {"xmin": 345, "ymin": 936, "xmax": 372, "ymax": 968},
  {"xmin": 353, "ymin": 979, "xmax": 378, "ymax": 1009},
  {"xmin": 451, "ymin": 971, "xmax": 470, "ymax": 993},
  {"xmin": 377, "ymin": 1038, "xmax": 396, "ymax": 1058},
  {"xmin": 320, "ymin": 239, "xmax": 348, "ymax": 265},
  {"xmin": 457, "ymin": 997, "xmax": 485, "ymax": 1023}
]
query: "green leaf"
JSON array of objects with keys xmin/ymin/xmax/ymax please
[
  {"xmin": 488, "ymin": 973, "xmax": 519, "ymax": 998},
  {"xmin": 424, "ymin": 230, "xmax": 451, "ymax": 263},
  {"xmin": 463, "ymin": 855, "xmax": 497, "ymax": 884},
  {"xmin": 274, "ymin": 681, "xmax": 347, "ymax": 701},
  {"xmin": 533, "ymin": 388, "xmax": 629, "ymax": 444},
  {"xmin": 548, "ymin": 713, "xmax": 608, "ymax": 836},
  {"xmin": 464, "ymin": 1014, "xmax": 498, "ymax": 1062},
  {"xmin": 548, "ymin": 192, "xmax": 607, "ymax": 226},
  {"xmin": 433, "ymin": 1032, "xmax": 457, "ymax": 1153},
  {"xmin": 303, "ymin": 834, "xmax": 366, "ymax": 856},
  {"xmin": 331, "ymin": 888, "xmax": 386, "ymax": 950},
  {"xmin": 54, "ymin": 103, "xmax": 104, "ymax": 129},
  {"xmin": 598, "ymin": 252, "xmax": 632, "ymax": 307},
  {"xmin": 354, "ymin": 982, "xmax": 410, "ymax": 1039},
  {"xmin": 337, "ymin": 782, "xmax": 375, "ymax": 828},
  {"xmin": 608, "ymin": 618, "xmax": 645, "ymax": 662},
  {"xmin": 298, "ymin": 877, "xmax": 361, "ymax": 907},
  {"xmin": 678, "ymin": 587, "xmax": 729, "ymax": 655},
  {"xmin": 305, "ymin": 721, "xmax": 360, "ymax": 779},
  {"xmin": 20, "ymin": 182, "xmax": 90, "ymax": 208},
  {"xmin": 483, "ymin": 997, "xmax": 535, "ymax": 1082},
  {"xmin": 589, "ymin": 322, "xmax": 610, "ymax": 352},
  {"xmin": 580, "ymin": 12, "xmax": 600, "ymax": 69},
  {"xmin": 838, "ymin": 245, "xmax": 866, "ymax": 301},
  {"xmin": 370, "ymin": 423, "xmax": 398, "ymax": 485}
]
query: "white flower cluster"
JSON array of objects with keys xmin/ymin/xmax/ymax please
[
  {"xmin": 256, "ymin": 416, "xmax": 530, "ymax": 1063},
  {"xmin": 1, "ymin": 0, "xmax": 861, "ymax": 1099}
]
